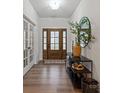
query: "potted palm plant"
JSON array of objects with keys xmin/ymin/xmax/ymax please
[{"xmin": 69, "ymin": 17, "xmax": 95, "ymax": 56}]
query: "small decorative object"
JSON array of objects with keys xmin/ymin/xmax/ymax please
[
  {"xmin": 72, "ymin": 43, "xmax": 81, "ymax": 57},
  {"xmin": 72, "ymin": 63, "xmax": 78, "ymax": 67},
  {"xmin": 69, "ymin": 16, "xmax": 95, "ymax": 56},
  {"xmin": 72, "ymin": 63, "xmax": 84, "ymax": 70}
]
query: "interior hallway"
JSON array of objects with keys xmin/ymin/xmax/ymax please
[{"xmin": 23, "ymin": 62, "xmax": 81, "ymax": 93}]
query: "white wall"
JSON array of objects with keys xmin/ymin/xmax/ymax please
[
  {"xmin": 23, "ymin": 0, "xmax": 40, "ymax": 75},
  {"xmin": 39, "ymin": 18, "xmax": 71, "ymax": 60},
  {"xmin": 70, "ymin": 0, "xmax": 100, "ymax": 82}
]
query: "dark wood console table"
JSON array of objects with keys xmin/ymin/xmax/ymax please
[
  {"xmin": 66, "ymin": 52, "xmax": 93, "ymax": 78},
  {"xmin": 65, "ymin": 52, "xmax": 93, "ymax": 88}
]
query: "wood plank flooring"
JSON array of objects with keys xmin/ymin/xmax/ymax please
[{"xmin": 23, "ymin": 62, "xmax": 82, "ymax": 93}]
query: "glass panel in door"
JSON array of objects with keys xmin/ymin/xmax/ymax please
[
  {"xmin": 43, "ymin": 31, "xmax": 47, "ymax": 50},
  {"xmin": 50, "ymin": 31, "xmax": 59, "ymax": 50},
  {"xmin": 63, "ymin": 31, "xmax": 66, "ymax": 50}
]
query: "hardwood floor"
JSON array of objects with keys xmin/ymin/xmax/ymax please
[{"xmin": 23, "ymin": 62, "xmax": 82, "ymax": 93}]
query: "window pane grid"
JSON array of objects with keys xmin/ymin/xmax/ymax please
[
  {"xmin": 63, "ymin": 37, "xmax": 66, "ymax": 43},
  {"xmin": 23, "ymin": 60, "xmax": 26, "ymax": 68},
  {"xmin": 50, "ymin": 31, "xmax": 59, "ymax": 50},
  {"xmin": 63, "ymin": 43, "xmax": 66, "ymax": 50},
  {"xmin": 55, "ymin": 32, "xmax": 59, "ymax": 37},
  {"xmin": 44, "ymin": 43, "xmax": 47, "ymax": 50},
  {"xmin": 55, "ymin": 38, "xmax": 59, "ymax": 43},
  {"xmin": 50, "ymin": 44, "xmax": 59, "ymax": 50},
  {"xmin": 51, "ymin": 38, "xmax": 54, "ymax": 43},
  {"xmin": 24, "ymin": 19, "xmax": 34, "ymax": 68},
  {"xmin": 55, "ymin": 44, "xmax": 59, "ymax": 50},
  {"xmin": 43, "ymin": 31, "xmax": 47, "ymax": 50},
  {"xmin": 63, "ymin": 31, "xmax": 66, "ymax": 37},
  {"xmin": 51, "ymin": 32, "xmax": 54, "ymax": 37},
  {"xmin": 44, "ymin": 38, "xmax": 47, "ymax": 43}
]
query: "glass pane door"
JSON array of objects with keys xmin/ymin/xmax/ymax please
[
  {"xmin": 23, "ymin": 20, "xmax": 28, "ymax": 68},
  {"xmin": 50, "ymin": 31, "xmax": 59, "ymax": 50},
  {"xmin": 43, "ymin": 28, "xmax": 67, "ymax": 59},
  {"xmin": 29, "ymin": 24, "xmax": 34, "ymax": 62},
  {"xmin": 23, "ymin": 19, "xmax": 34, "ymax": 68}
]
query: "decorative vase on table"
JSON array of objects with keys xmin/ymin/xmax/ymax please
[{"xmin": 72, "ymin": 43, "xmax": 81, "ymax": 57}]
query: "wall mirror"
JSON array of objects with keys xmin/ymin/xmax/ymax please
[{"xmin": 79, "ymin": 16, "xmax": 92, "ymax": 47}]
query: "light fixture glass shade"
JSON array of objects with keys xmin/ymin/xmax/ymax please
[{"xmin": 49, "ymin": 0, "xmax": 60, "ymax": 10}]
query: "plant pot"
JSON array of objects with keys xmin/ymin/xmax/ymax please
[{"xmin": 72, "ymin": 45, "xmax": 81, "ymax": 57}]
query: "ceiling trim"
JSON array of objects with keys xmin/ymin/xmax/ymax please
[{"xmin": 23, "ymin": 14, "xmax": 36, "ymax": 26}]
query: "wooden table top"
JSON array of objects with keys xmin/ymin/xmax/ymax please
[{"xmin": 67, "ymin": 52, "xmax": 92, "ymax": 62}]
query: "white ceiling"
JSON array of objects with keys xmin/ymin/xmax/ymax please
[{"xmin": 30, "ymin": 0, "xmax": 81, "ymax": 18}]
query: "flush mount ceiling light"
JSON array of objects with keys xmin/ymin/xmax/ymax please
[{"xmin": 49, "ymin": 0, "xmax": 61, "ymax": 10}]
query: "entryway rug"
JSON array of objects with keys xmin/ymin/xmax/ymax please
[{"xmin": 44, "ymin": 59, "xmax": 65, "ymax": 64}]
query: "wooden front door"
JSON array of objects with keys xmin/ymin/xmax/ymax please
[{"xmin": 43, "ymin": 28, "xmax": 67, "ymax": 59}]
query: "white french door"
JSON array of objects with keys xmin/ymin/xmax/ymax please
[{"xmin": 23, "ymin": 17, "xmax": 34, "ymax": 74}]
